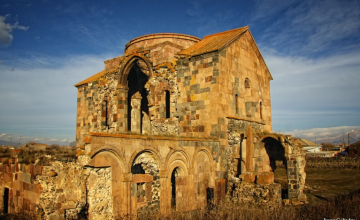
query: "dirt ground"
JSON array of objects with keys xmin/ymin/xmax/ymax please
[{"xmin": 274, "ymin": 167, "xmax": 360, "ymax": 205}]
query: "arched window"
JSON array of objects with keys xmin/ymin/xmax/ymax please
[
  {"xmin": 166, "ymin": 90, "xmax": 170, "ymax": 118},
  {"xmin": 245, "ymin": 78, "xmax": 251, "ymax": 88}
]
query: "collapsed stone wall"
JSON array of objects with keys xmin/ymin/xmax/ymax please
[{"xmin": 0, "ymin": 158, "xmax": 114, "ymax": 220}]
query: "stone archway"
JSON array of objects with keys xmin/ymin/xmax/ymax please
[
  {"xmin": 193, "ymin": 150, "xmax": 214, "ymax": 208},
  {"xmin": 116, "ymin": 55, "xmax": 153, "ymax": 134},
  {"xmin": 170, "ymin": 166, "xmax": 185, "ymax": 210},
  {"xmin": 87, "ymin": 150, "xmax": 127, "ymax": 219},
  {"xmin": 130, "ymin": 151, "xmax": 161, "ymax": 217},
  {"xmin": 255, "ymin": 135, "xmax": 307, "ymax": 203},
  {"xmin": 257, "ymin": 137, "xmax": 288, "ymax": 199}
]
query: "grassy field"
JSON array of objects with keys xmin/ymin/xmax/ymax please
[{"xmin": 275, "ymin": 167, "xmax": 360, "ymax": 205}]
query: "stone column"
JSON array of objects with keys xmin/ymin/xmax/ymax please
[
  {"xmin": 286, "ymin": 147, "xmax": 308, "ymax": 204},
  {"xmin": 246, "ymin": 126, "xmax": 254, "ymax": 172},
  {"xmin": 131, "ymin": 92, "xmax": 142, "ymax": 133},
  {"xmin": 286, "ymin": 158, "xmax": 299, "ymax": 200},
  {"xmin": 142, "ymin": 111, "xmax": 151, "ymax": 134},
  {"xmin": 116, "ymin": 85, "xmax": 128, "ymax": 132}
]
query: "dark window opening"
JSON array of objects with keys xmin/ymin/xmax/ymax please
[
  {"xmin": 235, "ymin": 94, "xmax": 239, "ymax": 114},
  {"xmin": 171, "ymin": 169, "xmax": 177, "ymax": 208},
  {"xmin": 245, "ymin": 78, "xmax": 251, "ymax": 88},
  {"xmin": 260, "ymin": 102, "xmax": 263, "ymax": 119},
  {"xmin": 206, "ymin": 188, "xmax": 214, "ymax": 207},
  {"xmin": 166, "ymin": 90, "xmax": 170, "ymax": 118},
  {"xmin": 127, "ymin": 61, "xmax": 149, "ymax": 132},
  {"xmin": 3, "ymin": 187, "xmax": 9, "ymax": 214}
]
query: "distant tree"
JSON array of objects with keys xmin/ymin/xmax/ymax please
[{"xmin": 69, "ymin": 141, "xmax": 76, "ymax": 147}]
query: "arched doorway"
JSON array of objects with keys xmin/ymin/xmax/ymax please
[
  {"xmin": 87, "ymin": 150, "xmax": 126, "ymax": 219},
  {"xmin": 130, "ymin": 151, "xmax": 161, "ymax": 216},
  {"xmin": 170, "ymin": 167, "xmax": 181, "ymax": 209},
  {"xmin": 170, "ymin": 166, "xmax": 185, "ymax": 211}
]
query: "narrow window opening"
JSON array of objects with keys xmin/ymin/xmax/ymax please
[
  {"xmin": 3, "ymin": 187, "xmax": 9, "ymax": 214},
  {"xmin": 260, "ymin": 101, "xmax": 263, "ymax": 120},
  {"xmin": 171, "ymin": 169, "xmax": 178, "ymax": 208},
  {"xmin": 166, "ymin": 90, "xmax": 170, "ymax": 118},
  {"xmin": 245, "ymin": 78, "xmax": 251, "ymax": 88},
  {"xmin": 235, "ymin": 94, "xmax": 239, "ymax": 115}
]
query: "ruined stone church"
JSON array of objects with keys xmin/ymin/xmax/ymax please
[{"xmin": 0, "ymin": 26, "xmax": 307, "ymax": 219}]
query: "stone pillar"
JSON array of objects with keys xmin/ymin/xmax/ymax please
[
  {"xmin": 286, "ymin": 145, "xmax": 308, "ymax": 204},
  {"xmin": 246, "ymin": 126, "xmax": 254, "ymax": 172},
  {"xmin": 142, "ymin": 111, "xmax": 151, "ymax": 134},
  {"xmin": 131, "ymin": 92, "xmax": 142, "ymax": 133},
  {"xmin": 116, "ymin": 85, "xmax": 128, "ymax": 132},
  {"xmin": 286, "ymin": 158, "xmax": 299, "ymax": 201}
]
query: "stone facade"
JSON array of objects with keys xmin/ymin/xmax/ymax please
[{"xmin": 1, "ymin": 27, "xmax": 307, "ymax": 219}]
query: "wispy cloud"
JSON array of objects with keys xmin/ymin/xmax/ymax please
[
  {"xmin": 253, "ymin": 0, "xmax": 360, "ymax": 56},
  {"xmin": 263, "ymin": 47, "xmax": 360, "ymax": 132},
  {"xmin": 0, "ymin": 15, "xmax": 29, "ymax": 47}
]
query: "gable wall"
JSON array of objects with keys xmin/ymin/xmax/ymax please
[{"xmin": 217, "ymin": 31, "xmax": 272, "ymax": 132}]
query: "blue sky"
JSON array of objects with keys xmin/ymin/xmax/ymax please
[{"xmin": 0, "ymin": 0, "xmax": 359, "ymax": 145}]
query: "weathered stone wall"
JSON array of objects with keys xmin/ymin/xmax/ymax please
[
  {"xmin": 0, "ymin": 158, "xmax": 115, "ymax": 220},
  {"xmin": 0, "ymin": 158, "xmax": 42, "ymax": 215},
  {"xmin": 232, "ymin": 181, "xmax": 282, "ymax": 207},
  {"xmin": 37, "ymin": 161, "xmax": 88, "ymax": 219},
  {"xmin": 86, "ymin": 167, "xmax": 114, "ymax": 220},
  {"xmin": 218, "ymin": 31, "xmax": 272, "ymax": 132}
]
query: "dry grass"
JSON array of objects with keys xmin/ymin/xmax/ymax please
[{"xmin": 134, "ymin": 190, "xmax": 360, "ymax": 220}]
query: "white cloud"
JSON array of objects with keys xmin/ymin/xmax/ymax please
[
  {"xmin": 0, "ymin": 15, "xmax": 29, "ymax": 47},
  {"xmin": 0, "ymin": 53, "xmax": 116, "ymax": 142}
]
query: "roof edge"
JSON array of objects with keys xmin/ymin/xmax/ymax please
[{"xmin": 204, "ymin": 26, "xmax": 249, "ymax": 39}]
